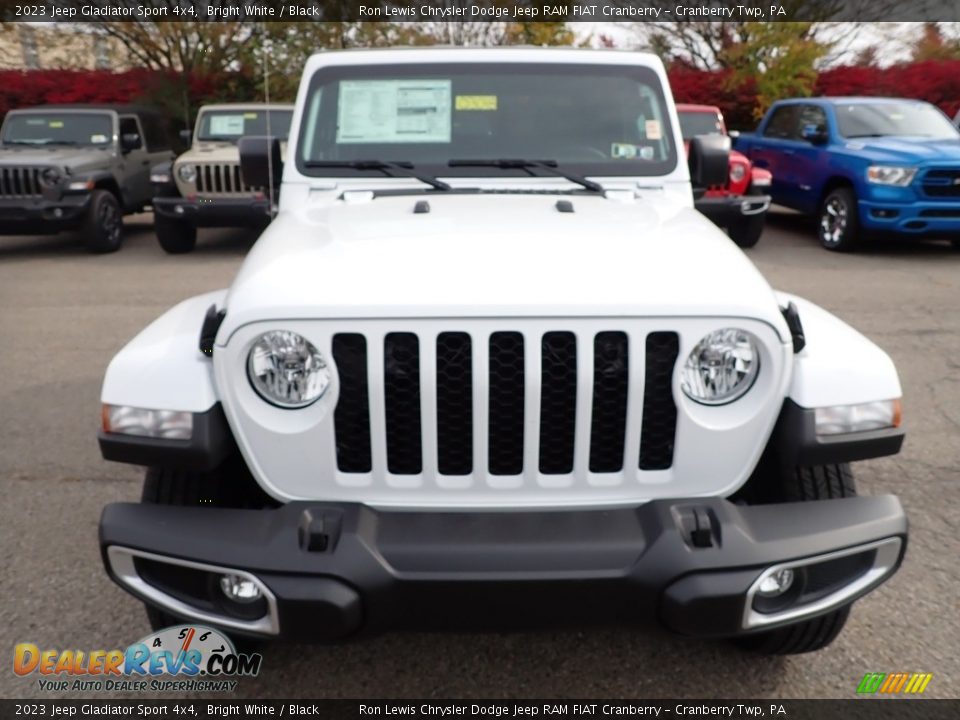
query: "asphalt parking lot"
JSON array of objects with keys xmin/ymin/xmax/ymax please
[{"xmin": 1, "ymin": 211, "xmax": 958, "ymax": 700}]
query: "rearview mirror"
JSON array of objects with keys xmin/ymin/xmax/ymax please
[
  {"xmin": 239, "ymin": 136, "xmax": 283, "ymax": 190},
  {"xmin": 688, "ymin": 135, "xmax": 729, "ymax": 195},
  {"xmin": 801, "ymin": 124, "xmax": 828, "ymax": 145},
  {"xmin": 120, "ymin": 133, "xmax": 142, "ymax": 153}
]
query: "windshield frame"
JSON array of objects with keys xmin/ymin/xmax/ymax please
[
  {"xmin": 194, "ymin": 108, "xmax": 294, "ymax": 143},
  {"xmin": 834, "ymin": 101, "xmax": 959, "ymax": 140},
  {"xmin": 0, "ymin": 110, "xmax": 116, "ymax": 148},
  {"xmin": 294, "ymin": 62, "xmax": 679, "ymax": 180}
]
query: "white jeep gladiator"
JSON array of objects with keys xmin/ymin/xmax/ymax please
[{"xmin": 98, "ymin": 48, "xmax": 907, "ymax": 655}]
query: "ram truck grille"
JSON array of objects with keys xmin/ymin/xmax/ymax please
[
  {"xmin": 0, "ymin": 166, "xmax": 42, "ymax": 198},
  {"xmin": 919, "ymin": 168, "xmax": 960, "ymax": 198},
  {"xmin": 194, "ymin": 163, "xmax": 254, "ymax": 196},
  {"xmin": 331, "ymin": 329, "xmax": 680, "ymax": 481}
]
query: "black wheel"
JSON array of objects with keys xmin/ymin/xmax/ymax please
[
  {"xmin": 155, "ymin": 214, "xmax": 197, "ymax": 254},
  {"xmin": 734, "ymin": 464, "xmax": 856, "ymax": 655},
  {"xmin": 140, "ymin": 460, "xmax": 274, "ymax": 638},
  {"xmin": 729, "ymin": 213, "xmax": 765, "ymax": 248},
  {"xmin": 83, "ymin": 190, "xmax": 123, "ymax": 253},
  {"xmin": 818, "ymin": 187, "xmax": 860, "ymax": 252}
]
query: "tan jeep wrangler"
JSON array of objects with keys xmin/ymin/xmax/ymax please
[{"xmin": 150, "ymin": 103, "xmax": 293, "ymax": 253}]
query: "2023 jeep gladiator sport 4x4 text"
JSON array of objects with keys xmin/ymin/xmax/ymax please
[
  {"xmin": 97, "ymin": 49, "xmax": 908, "ymax": 655},
  {"xmin": 0, "ymin": 105, "xmax": 174, "ymax": 253}
]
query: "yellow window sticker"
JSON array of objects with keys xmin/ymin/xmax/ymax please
[
  {"xmin": 455, "ymin": 95, "xmax": 498, "ymax": 111},
  {"xmin": 49, "ymin": 121, "xmax": 64, "ymax": 128},
  {"xmin": 243, "ymin": 113, "xmax": 258, "ymax": 119},
  {"xmin": 645, "ymin": 120, "xmax": 662, "ymax": 140}
]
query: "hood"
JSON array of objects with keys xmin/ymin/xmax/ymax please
[
  {"xmin": 178, "ymin": 143, "xmax": 241, "ymax": 163},
  {"xmin": 842, "ymin": 136, "xmax": 960, "ymax": 163},
  {"xmin": 0, "ymin": 145, "xmax": 112, "ymax": 171},
  {"xmin": 220, "ymin": 192, "xmax": 789, "ymax": 341}
]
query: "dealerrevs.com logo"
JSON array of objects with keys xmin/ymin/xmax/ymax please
[
  {"xmin": 856, "ymin": 672, "xmax": 934, "ymax": 695},
  {"xmin": 13, "ymin": 625, "xmax": 262, "ymax": 693}
]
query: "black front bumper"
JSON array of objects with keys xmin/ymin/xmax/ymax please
[
  {"xmin": 100, "ymin": 494, "xmax": 906, "ymax": 642},
  {"xmin": 696, "ymin": 193, "xmax": 771, "ymax": 227},
  {"xmin": 0, "ymin": 194, "xmax": 91, "ymax": 234},
  {"xmin": 153, "ymin": 196, "xmax": 271, "ymax": 227}
]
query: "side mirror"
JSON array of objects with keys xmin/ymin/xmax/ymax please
[
  {"xmin": 688, "ymin": 135, "xmax": 730, "ymax": 195},
  {"xmin": 801, "ymin": 124, "xmax": 828, "ymax": 144},
  {"xmin": 120, "ymin": 133, "xmax": 142, "ymax": 152},
  {"xmin": 239, "ymin": 135, "xmax": 283, "ymax": 190},
  {"xmin": 179, "ymin": 129, "xmax": 192, "ymax": 145}
]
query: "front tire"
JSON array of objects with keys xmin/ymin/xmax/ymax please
[
  {"xmin": 155, "ymin": 214, "xmax": 197, "ymax": 254},
  {"xmin": 734, "ymin": 464, "xmax": 856, "ymax": 655},
  {"xmin": 729, "ymin": 213, "xmax": 765, "ymax": 248},
  {"xmin": 83, "ymin": 190, "xmax": 123, "ymax": 254},
  {"xmin": 818, "ymin": 187, "xmax": 860, "ymax": 252}
]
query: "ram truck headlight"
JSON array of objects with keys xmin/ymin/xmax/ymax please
[
  {"xmin": 177, "ymin": 164, "xmax": 197, "ymax": 183},
  {"xmin": 681, "ymin": 328, "xmax": 760, "ymax": 405},
  {"xmin": 247, "ymin": 330, "xmax": 331, "ymax": 408},
  {"xmin": 814, "ymin": 399, "xmax": 902, "ymax": 435},
  {"xmin": 102, "ymin": 404, "xmax": 193, "ymax": 440},
  {"xmin": 867, "ymin": 166, "xmax": 916, "ymax": 186}
]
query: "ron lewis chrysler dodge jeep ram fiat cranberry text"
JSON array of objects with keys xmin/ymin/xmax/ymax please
[{"xmin": 97, "ymin": 49, "xmax": 907, "ymax": 655}]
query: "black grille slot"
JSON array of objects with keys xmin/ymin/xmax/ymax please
[
  {"xmin": 436, "ymin": 332, "xmax": 473, "ymax": 475},
  {"xmin": 384, "ymin": 332, "xmax": 422, "ymax": 475},
  {"xmin": 539, "ymin": 332, "xmax": 577, "ymax": 474},
  {"xmin": 589, "ymin": 332, "xmax": 629, "ymax": 473},
  {"xmin": 332, "ymin": 334, "xmax": 372, "ymax": 473},
  {"xmin": 488, "ymin": 331, "xmax": 525, "ymax": 475},
  {"xmin": 639, "ymin": 332, "xmax": 680, "ymax": 470}
]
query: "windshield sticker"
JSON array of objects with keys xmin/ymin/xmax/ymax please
[
  {"xmin": 337, "ymin": 79, "xmax": 452, "ymax": 144},
  {"xmin": 645, "ymin": 120, "xmax": 662, "ymax": 140},
  {"xmin": 26, "ymin": 119, "xmax": 46, "ymax": 126},
  {"xmin": 209, "ymin": 115, "xmax": 246, "ymax": 136},
  {"xmin": 455, "ymin": 95, "xmax": 497, "ymax": 111},
  {"xmin": 611, "ymin": 143, "xmax": 637, "ymax": 159},
  {"xmin": 49, "ymin": 121, "xmax": 64, "ymax": 129},
  {"xmin": 90, "ymin": 134, "xmax": 108, "ymax": 144},
  {"xmin": 244, "ymin": 112, "xmax": 258, "ymax": 119}
]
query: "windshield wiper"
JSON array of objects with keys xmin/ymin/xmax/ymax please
[
  {"xmin": 304, "ymin": 160, "xmax": 451, "ymax": 191},
  {"xmin": 448, "ymin": 159, "xmax": 604, "ymax": 193},
  {"xmin": 844, "ymin": 133, "xmax": 887, "ymax": 139}
]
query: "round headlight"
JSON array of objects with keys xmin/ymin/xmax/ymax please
[
  {"xmin": 177, "ymin": 164, "xmax": 196, "ymax": 183},
  {"xmin": 729, "ymin": 163, "xmax": 747, "ymax": 183},
  {"xmin": 40, "ymin": 167, "xmax": 62, "ymax": 187},
  {"xmin": 681, "ymin": 328, "xmax": 760, "ymax": 405},
  {"xmin": 247, "ymin": 330, "xmax": 331, "ymax": 408}
]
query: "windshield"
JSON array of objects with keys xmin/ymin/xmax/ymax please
[
  {"xmin": 678, "ymin": 111, "xmax": 723, "ymax": 139},
  {"xmin": 1, "ymin": 112, "xmax": 113, "ymax": 147},
  {"xmin": 297, "ymin": 63, "xmax": 677, "ymax": 178},
  {"xmin": 835, "ymin": 102, "xmax": 958, "ymax": 139},
  {"xmin": 197, "ymin": 110, "xmax": 293, "ymax": 142}
]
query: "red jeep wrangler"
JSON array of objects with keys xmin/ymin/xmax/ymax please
[{"xmin": 677, "ymin": 104, "xmax": 772, "ymax": 248}]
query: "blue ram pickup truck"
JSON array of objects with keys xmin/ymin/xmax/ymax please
[{"xmin": 733, "ymin": 97, "xmax": 960, "ymax": 251}]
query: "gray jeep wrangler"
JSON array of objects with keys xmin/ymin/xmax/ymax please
[{"xmin": 0, "ymin": 104, "xmax": 174, "ymax": 253}]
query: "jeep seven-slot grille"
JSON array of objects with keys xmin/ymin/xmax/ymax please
[
  {"xmin": 332, "ymin": 330, "xmax": 680, "ymax": 479},
  {"xmin": 0, "ymin": 166, "xmax": 42, "ymax": 197},
  {"xmin": 194, "ymin": 163, "xmax": 253, "ymax": 195}
]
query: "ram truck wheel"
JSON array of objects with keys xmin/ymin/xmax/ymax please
[
  {"xmin": 155, "ymin": 214, "xmax": 198, "ymax": 254},
  {"xmin": 83, "ymin": 190, "xmax": 123, "ymax": 254},
  {"xmin": 818, "ymin": 187, "xmax": 860, "ymax": 252},
  {"xmin": 735, "ymin": 463, "xmax": 856, "ymax": 655}
]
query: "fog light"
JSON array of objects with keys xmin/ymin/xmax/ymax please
[
  {"xmin": 757, "ymin": 568, "xmax": 795, "ymax": 597},
  {"xmin": 219, "ymin": 574, "xmax": 263, "ymax": 603}
]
